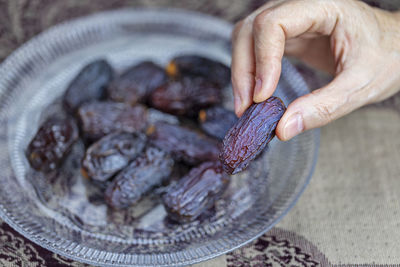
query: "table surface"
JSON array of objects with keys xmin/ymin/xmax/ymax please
[{"xmin": 1, "ymin": 1, "xmax": 399, "ymax": 266}]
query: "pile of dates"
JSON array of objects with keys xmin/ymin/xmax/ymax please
[{"xmin": 26, "ymin": 55, "xmax": 286, "ymax": 223}]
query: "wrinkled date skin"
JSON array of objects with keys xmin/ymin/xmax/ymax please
[
  {"xmin": 166, "ymin": 55, "xmax": 230, "ymax": 88},
  {"xmin": 199, "ymin": 106, "xmax": 238, "ymax": 140},
  {"xmin": 220, "ymin": 96, "xmax": 286, "ymax": 174},
  {"xmin": 149, "ymin": 122, "xmax": 220, "ymax": 165},
  {"xmin": 105, "ymin": 146, "xmax": 174, "ymax": 209},
  {"xmin": 149, "ymin": 77, "xmax": 222, "ymax": 116},
  {"xmin": 63, "ymin": 60, "xmax": 113, "ymax": 113},
  {"xmin": 108, "ymin": 61, "xmax": 167, "ymax": 105},
  {"xmin": 162, "ymin": 161, "xmax": 230, "ymax": 223},
  {"xmin": 26, "ymin": 117, "xmax": 79, "ymax": 172},
  {"xmin": 81, "ymin": 132, "xmax": 146, "ymax": 182},
  {"xmin": 77, "ymin": 101, "xmax": 147, "ymax": 141}
]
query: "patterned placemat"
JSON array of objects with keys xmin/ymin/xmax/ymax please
[{"xmin": 1, "ymin": 1, "xmax": 399, "ymax": 266}]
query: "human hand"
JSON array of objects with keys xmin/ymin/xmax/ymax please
[{"xmin": 231, "ymin": 0, "xmax": 400, "ymax": 140}]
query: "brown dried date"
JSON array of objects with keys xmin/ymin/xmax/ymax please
[
  {"xmin": 198, "ymin": 106, "xmax": 237, "ymax": 140},
  {"xmin": 26, "ymin": 117, "xmax": 79, "ymax": 172},
  {"xmin": 148, "ymin": 122, "xmax": 220, "ymax": 165},
  {"xmin": 81, "ymin": 132, "xmax": 146, "ymax": 182},
  {"xmin": 166, "ymin": 55, "xmax": 230, "ymax": 88},
  {"xmin": 77, "ymin": 101, "xmax": 147, "ymax": 140},
  {"xmin": 63, "ymin": 60, "xmax": 113, "ymax": 113},
  {"xmin": 149, "ymin": 77, "xmax": 222, "ymax": 116},
  {"xmin": 108, "ymin": 61, "xmax": 167, "ymax": 105},
  {"xmin": 162, "ymin": 161, "xmax": 230, "ymax": 223},
  {"xmin": 105, "ymin": 146, "xmax": 174, "ymax": 209},
  {"xmin": 220, "ymin": 96, "xmax": 286, "ymax": 174}
]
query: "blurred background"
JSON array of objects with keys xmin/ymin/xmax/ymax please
[
  {"xmin": 0, "ymin": 0, "xmax": 263, "ymax": 62},
  {"xmin": 1, "ymin": 0, "xmax": 397, "ymax": 62}
]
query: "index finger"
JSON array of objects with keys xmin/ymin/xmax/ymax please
[
  {"xmin": 230, "ymin": 0, "xmax": 288, "ymax": 116},
  {"xmin": 252, "ymin": 0, "xmax": 339, "ymax": 102},
  {"xmin": 231, "ymin": 20, "xmax": 255, "ymax": 117}
]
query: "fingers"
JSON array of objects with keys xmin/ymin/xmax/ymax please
[
  {"xmin": 231, "ymin": 21, "xmax": 255, "ymax": 117},
  {"xmin": 276, "ymin": 71, "xmax": 365, "ymax": 141},
  {"xmin": 232, "ymin": 0, "xmax": 340, "ymax": 118},
  {"xmin": 231, "ymin": 0, "xmax": 287, "ymax": 117},
  {"xmin": 252, "ymin": 9, "xmax": 285, "ymax": 102},
  {"xmin": 251, "ymin": 0, "xmax": 339, "ymax": 102},
  {"xmin": 230, "ymin": 0, "xmax": 400, "ymax": 141}
]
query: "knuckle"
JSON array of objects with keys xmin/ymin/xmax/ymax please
[
  {"xmin": 253, "ymin": 16, "xmax": 265, "ymax": 33},
  {"xmin": 308, "ymin": 90, "xmax": 336, "ymax": 123},
  {"xmin": 314, "ymin": 103, "xmax": 334, "ymax": 123},
  {"xmin": 253, "ymin": 9, "xmax": 275, "ymax": 33}
]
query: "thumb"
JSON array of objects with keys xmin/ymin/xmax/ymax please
[{"xmin": 276, "ymin": 71, "xmax": 366, "ymax": 141}]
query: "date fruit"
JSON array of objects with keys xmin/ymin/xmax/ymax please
[
  {"xmin": 63, "ymin": 60, "xmax": 113, "ymax": 113},
  {"xmin": 77, "ymin": 101, "xmax": 147, "ymax": 140},
  {"xmin": 166, "ymin": 55, "xmax": 230, "ymax": 88},
  {"xmin": 108, "ymin": 61, "xmax": 167, "ymax": 105},
  {"xmin": 81, "ymin": 132, "xmax": 146, "ymax": 182},
  {"xmin": 162, "ymin": 161, "xmax": 230, "ymax": 223},
  {"xmin": 220, "ymin": 96, "xmax": 286, "ymax": 174},
  {"xmin": 26, "ymin": 117, "xmax": 79, "ymax": 172},
  {"xmin": 148, "ymin": 122, "xmax": 220, "ymax": 165},
  {"xmin": 105, "ymin": 146, "xmax": 174, "ymax": 209},
  {"xmin": 149, "ymin": 77, "xmax": 222, "ymax": 116},
  {"xmin": 199, "ymin": 106, "xmax": 237, "ymax": 140}
]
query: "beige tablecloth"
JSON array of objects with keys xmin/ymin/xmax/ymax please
[{"xmin": 0, "ymin": 1, "xmax": 399, "ymax": 266}]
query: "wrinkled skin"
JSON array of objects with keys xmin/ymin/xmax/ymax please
[
  {"xmin": 63, "ymin": 59, "xmax": 113, "ymax": 113},
  {"xmin": 163, "ymin": 161, "xmax": 230, "ymax": 223},
  {"xmin": 105, "ymin": 146, "xmax": 174, "ymax": 209},
  {"xmin": 77, "ymin": 101, "xmax": 147, "ymax": 141},
  {"xmin": 81, "ymin": 132, "xmax": 146, "ymax": 182},
  {"xmin": 149, "ymin": 122, "xmax": 220, "ymax": 165},
  {"xmin": 149, "ymin": 77, "xmax": 222, "ymax": 116},
  {"xmin": 198, "ymin": 106, "xmax": 238, "ymax": 140},
  {"xmin": 26, "ymin": 117, "xmax": 79, "ymax": 172},
  {"xmin": 108, "ymin": 61, "xmax": 167, "ymax": 105},
  {"xmin": 231, "ymin": 0, "xmax": 400, "ymax": 141},
  {"xmin": 166, "ymin": 55, "xmax": 230, "ymax": 88},
  {"xmin": 220, "ymin": 97, "xmax": 286, "ymax": 174}
]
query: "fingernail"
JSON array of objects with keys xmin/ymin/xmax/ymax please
[
  {"xmin": 284, "ymin": 113, "xmax": 304, "ymax": 140},
  {"xmin": 253, "ymin": 77, "xmax": 262, "ymax": 99}
]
